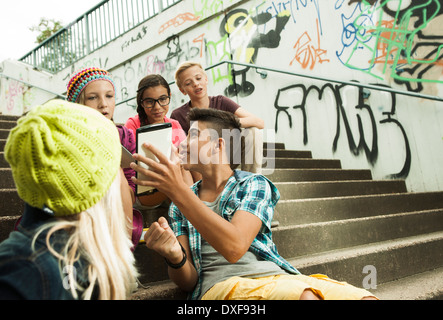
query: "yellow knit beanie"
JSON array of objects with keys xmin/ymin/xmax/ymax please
[{"xmin": 5, "ymin": 99, "xmax": 121, "ymax": 216}]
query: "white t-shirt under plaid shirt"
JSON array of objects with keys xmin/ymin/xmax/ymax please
[{"xmin": 168, "ymin": 170, "xmax": 300, "ymax": 300}]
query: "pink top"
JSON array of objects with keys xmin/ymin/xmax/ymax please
[{"xmin": 124, "ymin": 114, "xmax": 187, "ymax": 148}]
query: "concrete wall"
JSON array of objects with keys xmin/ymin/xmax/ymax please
[
  {"xmin": 0, "ymin": 60, "xmax": 57, "ymax": 115},
  {"xmin": 1, "ymin": 0, "xmax": 443, "ymax": 193}
]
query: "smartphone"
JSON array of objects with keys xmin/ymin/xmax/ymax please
[
  {"xmin": 120, "ymin": 145, "xmax": 134, "ymax": 168},
  {"xmin": 136, "ymin": 122, "xmax": 172, "ymax": 196}
]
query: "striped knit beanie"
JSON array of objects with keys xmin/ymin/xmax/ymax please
[
  {"xmin": 5, "ymin": 100, "xmax": 121, "ymax": 216},
  {"xmin": 67, "ymin": 67, "xmax": 115, "ymax": 103}
]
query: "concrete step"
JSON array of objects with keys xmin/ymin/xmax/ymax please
[
  {"xmin": 0, "ymin": 129, "xmax": 10, "ymax": 140},
  {"xmin": 0, "ymin": 180, "xmax": 405, "ymax": 240},
  {"xmin": 139, "ymin": 206, "xmax": 169, "ymax": 226},
  {"xmin": 264, "ymin": 168, "xmax": 372, "ymax": 182},
  {"xmin": 274, "ymin": 191, "xmax": 443, "ymax": 225},
  {"xmin": 133, "ymin": 244, "xmax": 169, "ymax": 284},
  {"xmin": 0, "ymin": 188, "xmax": 24, "ymax": 242},
  {"xmin": 0, "ymin": 121, "xmax": 17, "ymax": 130},
  {"xmin": 0, "ymin": 216, "xmax": 20, "ymax": 242},
  {"xmin": 290, "ymin": 231, "xmax": 443, "ymax": 290},
  {"xmin": 265, "ymin": 158, "xmax": 341, "ymax": 169},
  {"xmin": 263, "ymin": 142, "xmax": 285, "ymax": 150},
  {"xmin": 264, "ymin": 149, "xmax": 312, "ymax": 158},
  {"xmin": 375, "ymin": 267, "xmax": 443, "ymax": 300},
  {"xmin": 131, "ymin": 232, "xmax": 443, "ymax": 300},
  {"xmin": 0, "ymin": 152, "xmax": 8, "ymax": 168},
  {"xmin": 1, "ymin": 128, "xmax": 441, "ymax": 301},
  {"xmin": 132, "ymin": 207, "xmax": 443, "ymax": 285},
  {"xmin": 131, "ymin": 280, "xmax": 186, "ymax": 300},
  {"xmin": 0, "ymin": 167, "xmax": 374, "ymax": 189},
  {"xmin": 0, "ymin": 115, "xmax": 20, "ymax": 121},
  {"xmin": 0, "ymin": 189, "xmax": 24, "ymax": 218},
  {"xmin": 273, "ymin": 209, "xmax": 443, "ymax": 257},
  {"xmin": 0, "ymin": 169, "xmax": 15, "ymax": 189},
  {"xmin": 275, "ymin": 180, "xmax": 407, "ymax": 200}
]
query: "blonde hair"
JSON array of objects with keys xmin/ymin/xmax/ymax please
[
  {"xmin": 33, "ymin": 173, "xmax": 139, "ymax": 300},
  {"xmin": 174, "ymin": 61, "xmax": 205, "ymax": 89},
  {"xmin": 76, "ymin": 90, "xmax": 86, "ymax": 104}
]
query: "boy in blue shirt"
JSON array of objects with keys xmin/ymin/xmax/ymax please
[{"xmin": 131, "ymin": 108, "xmax": 376, "ymax": 300}]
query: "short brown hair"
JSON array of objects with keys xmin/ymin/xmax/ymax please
[{"xmin": 188, "ymin": 108, "xmax": 242, "ymax": 169}]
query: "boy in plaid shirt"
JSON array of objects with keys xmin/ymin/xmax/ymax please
[{"xmin": 131, "ymin": 108, "xmax": 376, "ymax": 300}]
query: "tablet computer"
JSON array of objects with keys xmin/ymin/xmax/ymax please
[
  {"xmin": 136, "ymin": 122, "xmax": 172, "ymax": 196},
  {"xmin": 121, "ymin": 145, "xmax": 134, "ymax": 168}
]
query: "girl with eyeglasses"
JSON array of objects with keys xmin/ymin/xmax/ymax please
[
  {"xmin": 125, "ymin": 75, "xmax": 192, "ymax": 208},
  {"xmin": 125, "ymin": 74, "xmax": 186, "ymax": 148}
]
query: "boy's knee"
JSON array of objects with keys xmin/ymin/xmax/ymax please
[{"xmin": 299, "ymin": 288, "xmax": 321, "ymax": 300}]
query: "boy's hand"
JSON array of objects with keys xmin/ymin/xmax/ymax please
[{"xmin": 144, "ymin": 217, "xmax": 183, "ymax": 264}]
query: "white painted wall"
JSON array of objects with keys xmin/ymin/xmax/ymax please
[{"xmin": 1, "ymin": 0, "xmax": 443, "ymax": 192}]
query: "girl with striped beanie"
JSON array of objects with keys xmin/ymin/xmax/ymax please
[{"xmin": 67, "ymin": 67, "xmax": 144, "ymax": 250}]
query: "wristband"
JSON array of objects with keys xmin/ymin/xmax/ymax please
[{"xmin": 165, "ymin": 242, "xmax": 187, "ymax": 269}]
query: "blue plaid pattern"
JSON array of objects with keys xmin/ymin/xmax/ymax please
[{"xmin": 168, "ymin": 170, "xmax": 300, "ymax": 300}]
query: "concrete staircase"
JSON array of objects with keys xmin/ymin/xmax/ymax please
[
  {"xmin": 1, "ymin": 115, "xmax": 443, "ymax": 300},
  {"xmin": 0, "ymin": 115, "xmax": 24, "ymax": 243},
  {"xmin": 132, "ymin": 143, "xmax": 443, "ymax": 300}
]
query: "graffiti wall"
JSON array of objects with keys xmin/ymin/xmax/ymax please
[
  {"xmin": 2, "ymin": 0, "xmax": 443, "ymax": 192},
  {"xmin": 0, "ymin": 60, "xmax": 56, "ymax": 115},
  {"xmin": 107, "ymin": 0, "xmax": 443, "ymax": 192}
]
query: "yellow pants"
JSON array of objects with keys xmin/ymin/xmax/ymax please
[{"xmin": 201, "ymin": 274, "xmax": 377, "ymax": 300}]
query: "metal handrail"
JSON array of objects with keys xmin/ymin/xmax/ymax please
[
  {"xmin": 19, "ymin": 0, "xmax": 109, "ymax": 58},
  {"xmin": 212, "ymin": 61, "xmax": 443, "ymax": 103},
  {"xmin": 116, "ymin": 60, "xmax": 443, "ymax": 106},
  {"xmin": 19, "ymin": 0, "xmax": 181, "ymax": 74},
  {"xmin": 4, "ymin": 60, "xmax": 441, "ymax": 105}
]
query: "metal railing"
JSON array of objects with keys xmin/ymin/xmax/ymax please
[
  {"xmin": 19, "ymin": 0, "xmax": 181, "ymax": 74},
  {"xmin": 116, "ymin": 60, "xmax": 443, "ymax": 106},
  {"xmin": 209, "ymin": 61, "xmax": 443, "ymax": 103}
]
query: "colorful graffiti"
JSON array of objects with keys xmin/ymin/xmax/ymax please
[
  {"xmin": 1, "ymin": 78, "xmax": 37, "ymax": 115},
  {"xmin": 106, "ymin": 0, "xmax": 443, "ymax": 107},
  {"xmin": 5, "ymin": 80, "xmax": 24, "ymax": 113},
  {"xmin": 3, "ymin": 0, "xmax": 443, "ymax": 189},
  {"xmin": 336, "ymin": 0, "xmax": 443, "ymax": 93},
  {"xmin": 158, "ymin": 12, "xmax": 200, "ymax": 34},
  {"xmin": 215, "ymin": 8, "xmax": 290, "ymax": 97},
  {"xmin": 289, "ymin": 18, "xmax": 330, "ymax": 70},
  {"xmin": 273, "ymin": 80, "xmax": 411, "ymax": 178}
]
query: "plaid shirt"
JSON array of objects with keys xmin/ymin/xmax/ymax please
[{"xmin": 168, "ymin": 170, "xmax": 300, "ymax": 300}]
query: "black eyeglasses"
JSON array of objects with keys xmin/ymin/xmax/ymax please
[{"xmin": 141, "ymin": 96, "xmax": 170, "ymax": 109}]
